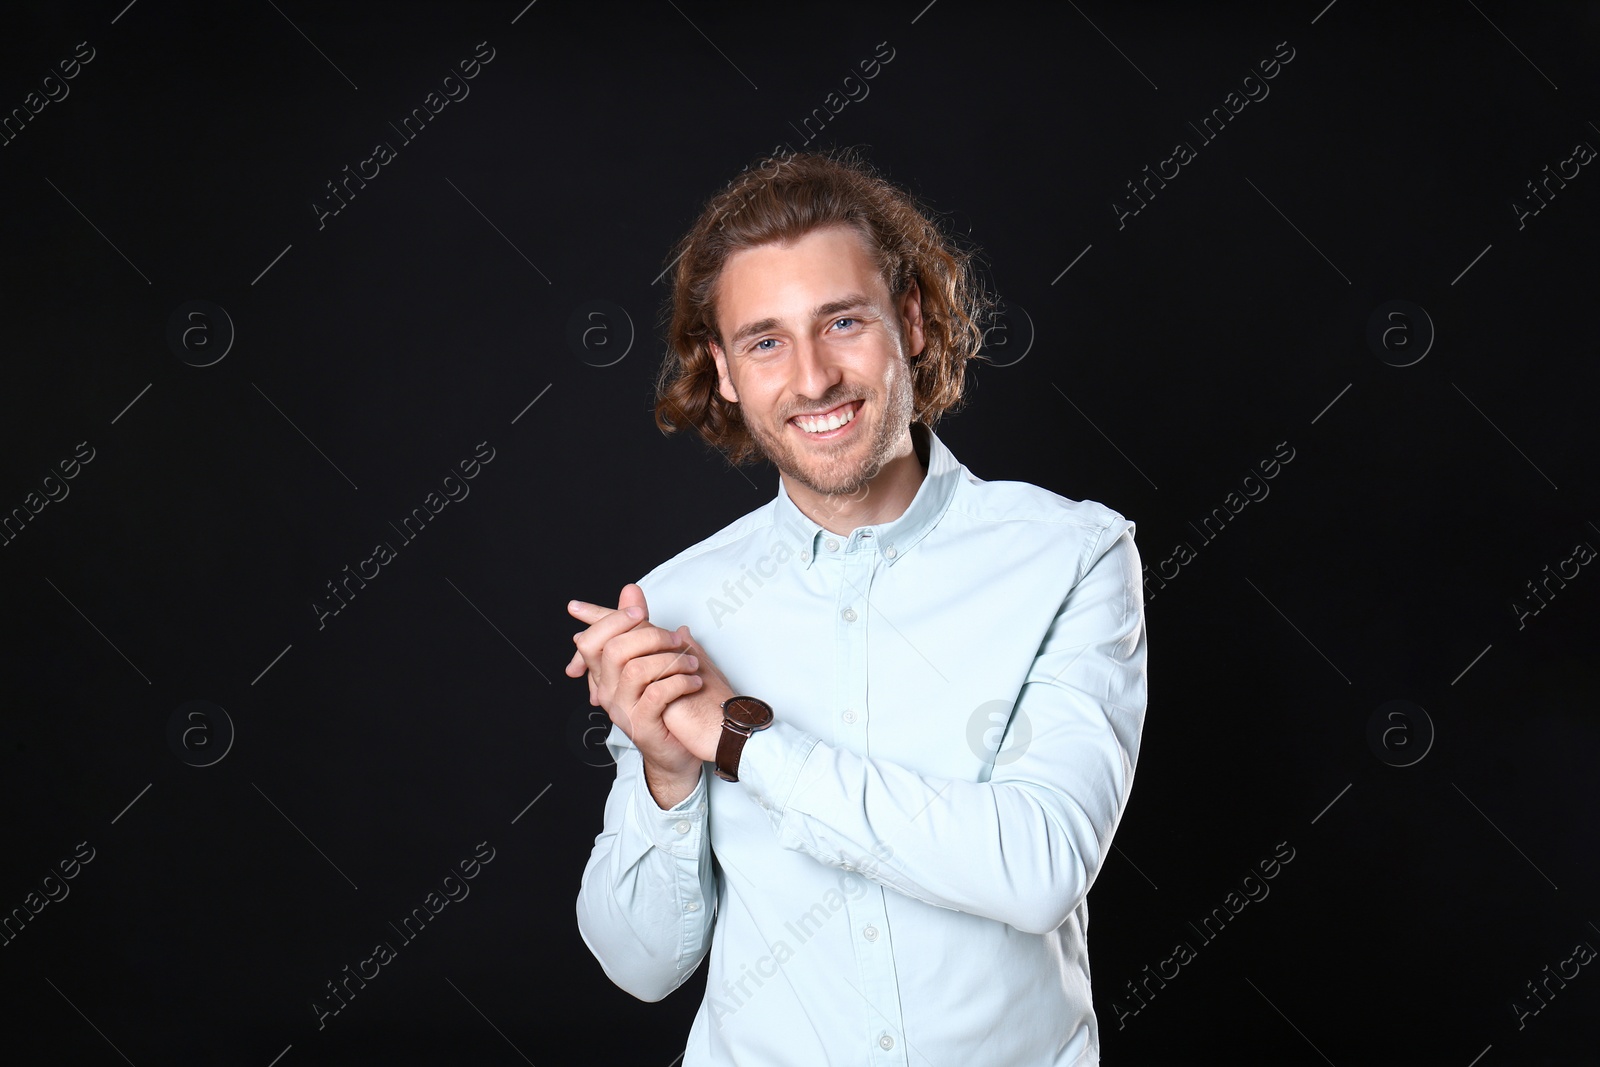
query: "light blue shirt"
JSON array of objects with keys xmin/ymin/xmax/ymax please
[{"xmin": 576, "ymin": 422, "xmax": 1149, "ymax": 1065}]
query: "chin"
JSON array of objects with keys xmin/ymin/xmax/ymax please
[{"xmin": 800, "ymin": 449, "xmax": 882, "ymax": 498}]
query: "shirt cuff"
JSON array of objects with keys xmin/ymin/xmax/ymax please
[
  {"xmin": 734, "ymin": 719, "xmax": 819, "ymax": 819},
  {"xmin": 632, "ymin": 763, "xmax": 709, "ymax": 858}
]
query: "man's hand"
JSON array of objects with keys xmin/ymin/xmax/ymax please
[
  {"xmin": 567, "ymin": 585, "xmax": 703, "ymax": 799},
  {"xmin": 566, "ymin": 584, "xmax": 737, "ymax": 806}
]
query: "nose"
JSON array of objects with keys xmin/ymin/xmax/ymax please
[{"xmin": 789, "ymin": 334, "xmax": 843, "ymax": 410}]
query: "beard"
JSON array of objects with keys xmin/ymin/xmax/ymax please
[{"xmin": 741, "ymin": 355, "xmax": 917, "ymax": 501}]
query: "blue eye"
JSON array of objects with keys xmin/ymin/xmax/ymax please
[
  {"xmin": 833, "ymin": 317, "xmax": 857, "ymax": 330},
  {"xmin": 754, "ymin": 338, "xmax": 777, "ymax": 351}
]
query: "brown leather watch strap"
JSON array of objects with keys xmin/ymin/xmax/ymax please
[{"xmin": 714, "ymin": 724, "xmax": 754, "ymax": 783}]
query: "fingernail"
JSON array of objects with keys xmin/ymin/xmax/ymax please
[
  {"xmin": 625, "ymin": 606, "xmax": 642, "ymax": 619},
  {"xmin": 686, "ymin": 655, "xmax": 698, "ymax": 668}
]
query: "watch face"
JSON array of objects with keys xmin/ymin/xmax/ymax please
[{"xmin": 724, "ymin": 696, "xmax": 773, "ymax": 728}]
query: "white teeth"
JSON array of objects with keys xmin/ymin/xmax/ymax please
[{"xmin": 795, "ymin": 403, "xmax": 857, "ymax": 434}]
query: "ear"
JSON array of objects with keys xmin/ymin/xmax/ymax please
[
  {"xmin": 709, "ymin": 341, "xmax": 740, "ymax": 404},
  {"xmin": 899, "ymin": 278, "xmax": 927, "ymax": 360}
]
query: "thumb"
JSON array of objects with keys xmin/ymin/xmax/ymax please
[{"xmin": 618, "ymin": 582, "xmax": 648, "ymax": 620}]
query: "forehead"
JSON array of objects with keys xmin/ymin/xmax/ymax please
[{"xmin": 713, "ymin": 224, "xmax": 884, "ymax": 337}]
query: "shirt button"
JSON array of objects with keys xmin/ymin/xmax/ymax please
[
  {"xmin": 840, "ymin": 863, "xmax": 854, "ymax": 872},
  {"xmin": 825, "ymin": 538, "xmax": 839, "ymax": 552},
  {"xmin": 863, "ymin": 925, "xmax": 879, "ymax": 942},
  {"xmin": 884, "ymin": 544, "xmax": 898, "ymax": 560},
  {"xmin": 842, "ymin": 708, "xmax": 857, "ymax": 724},
  {"xmin": 800, "ymin": 550, "xmax": 810, "ymax": 562},
  {"xmin": 673, "ymin": 820, "xmax": 691, "ymax": 834},
  {"xmin": 841, "ymin": 607, "xmax": 857, "ymax": 622},
  {"xmin": 879, "ymin": 1034, "xmax": 895, "ymax": 1050},
  {"xmin": 685, "ymin": 901, "xmax": 700, "ymax": 912}
]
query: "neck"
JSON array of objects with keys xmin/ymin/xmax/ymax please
[{"xmin": 786, "ymin": 424, "xmax": 928, "ymax": 535}]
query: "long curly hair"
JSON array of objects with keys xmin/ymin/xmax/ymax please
[{"xmin": 654, "ymin": 147, "xmax": 995, "ymax": 466}]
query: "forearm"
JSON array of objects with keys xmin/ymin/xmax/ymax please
[
  {"xmin": 735, "ymin": 525, "xmax": 1147, "ymax": 935},
  {"xmin": 736, "ymin": 721, "xmax": 1133, "ymax": 935},
  {"xmin": 575, "ymin": 745, "xmax": 716, "ymax": 1000}
]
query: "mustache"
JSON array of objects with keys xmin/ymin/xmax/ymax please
[{"xmin": 785, "ymin": 394, "xmax": 865, "ymax": 420}]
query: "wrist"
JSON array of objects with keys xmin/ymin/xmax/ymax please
[
  {"xmin": 644, "ymin": 759, "xmax": 702, "ymax": 810},
  {"xmin": 663, "ymin": 682, "xmax": 732, "ymax": 762}
]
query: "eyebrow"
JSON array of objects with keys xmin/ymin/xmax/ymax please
[{"xmin": 726, "ymin": 293, "xmax": 876, "ymax": 352}]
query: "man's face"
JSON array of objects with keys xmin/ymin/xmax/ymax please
[{"xmin": 708, "ymin": 223, "xmax": 926, "ymax": 499}]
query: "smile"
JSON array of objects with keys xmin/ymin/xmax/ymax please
[{"xmin": 790, "ymin": 400, "xmax": 861, "ymax": 436}]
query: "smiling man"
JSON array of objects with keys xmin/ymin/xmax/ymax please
[{"xmin": 570, "ymin": 149, "xmax": 1149, "ymax": 1065}]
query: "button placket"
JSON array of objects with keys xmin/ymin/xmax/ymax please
[{"xmin": 836, "ymin": 535, "xmax": 904, "ymax": 1061}]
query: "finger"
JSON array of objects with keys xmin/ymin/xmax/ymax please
[
  {"xmin": 568, "ymin": 599, "xmax": 650, "ymax": 630},
  {"xmin": 678, "ymin": 625, "xmax": 712, "ymax": 664},
  {"xmin": 600, "ymin": 622, "xmax": 685, "ymax": 671},
  {"xmin": 614, "ymin": 649, "xmax": 699, "ymax": 726},
  {"xmin": 570, "ymin": 602, "xmax": 653, "ymax": 661},
  {"xmin": 622, "ymin": 649, "xmax": 699, "ymax": 689},
  {"xmin": 632, "ymin": 671, "xmax": 704, "ymax": 721},
  {"xmin": 569, "ymin": 588, "xmax": 649, "ymax": 627},
  {"xmin": 568, "ymin": 599, "xmax": 624, "ymax": 624},
  {"xmin": 617, "ymin": 583, "xmax": 648, "ymax": 619},
  {"xmin": 616, "ymin": 650, "xmax": 699, "ymax": 715}
]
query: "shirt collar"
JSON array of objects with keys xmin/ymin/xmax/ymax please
[{"xmin": 771, "ymin": 422, "xmax": 962, "ymax": 569}]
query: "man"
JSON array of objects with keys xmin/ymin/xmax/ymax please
[{"xmin": 568, "ymin": 149, "xmax": 1148, "ymax": 1065}]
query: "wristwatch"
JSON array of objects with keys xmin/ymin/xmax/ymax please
[{"xmin": 714, "ymin": 695, "xmax": 774, "ymax": 782}]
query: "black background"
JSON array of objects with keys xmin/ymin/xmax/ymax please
[{"xmin": 2, "ymin": 1, "xmax": 1597, "ymax": 1064}]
